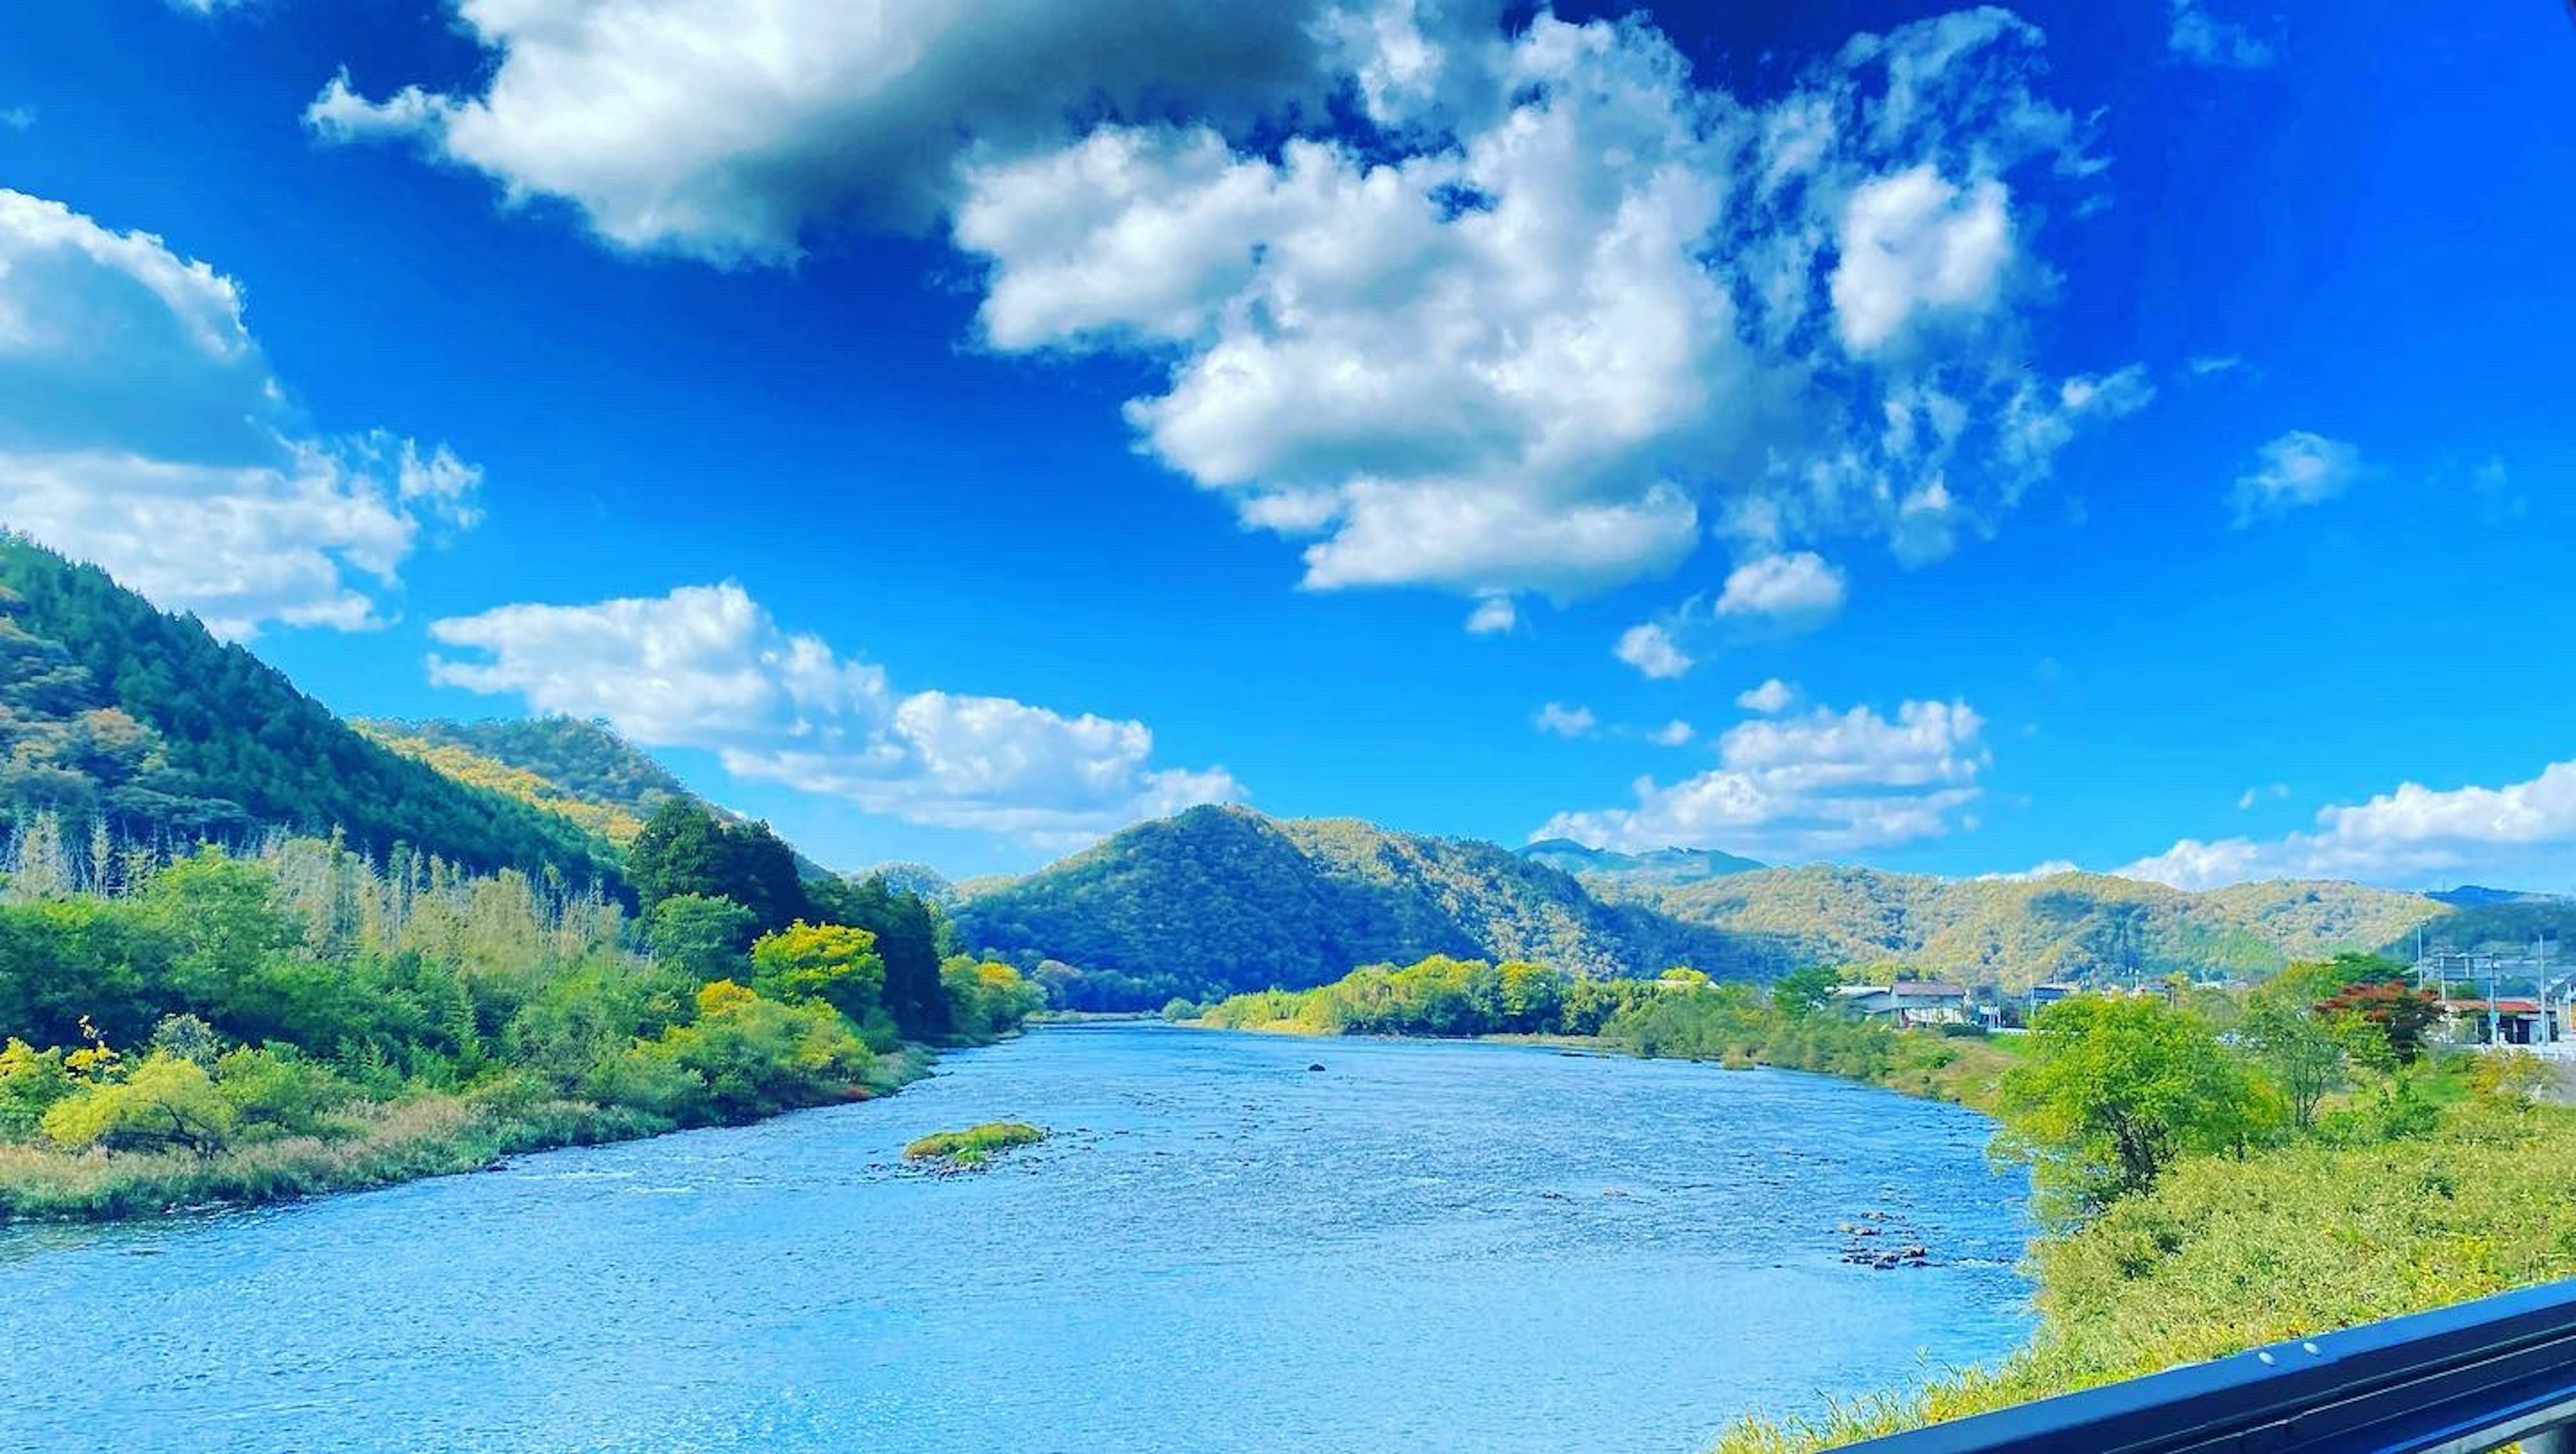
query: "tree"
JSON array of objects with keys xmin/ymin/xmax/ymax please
[
  {"xmin": 1993, "ymin": 995, "xmax": 2274, "ymax": 1221},
  {"xmin": 749, "ymin": 921, "xmax": 885, "ymax": 1026},
  {"xmin": 1770, "ymin": 963, "xmax": 1850, "ymax": 1020},
  {"xmin": 2237, "ymin": 997, "xmax": 2349, "ymax": 1131},
  {"xmin": 42, "ymin": 1054, "xmax": 235, "ymax": 1158},
  {"xmin": 627, "ymin": 801, "xmax": 810, "ymax": 932},
  {"xmin": 2317, "ymin": 979, "xmax": 2442, "ymax": 1065},
  {"xmin": 810, "ymin": 875, "xmax": 950, "ymax": 1038},
  {"xmin": 647, "ymin": 893, "xmax": 758, "ymax": 981}
]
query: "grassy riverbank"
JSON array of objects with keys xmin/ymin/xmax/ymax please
[
  {"xmin": 0, "ymin": 833, "xmax": 1036, "ymax": 1225},
  {"xmin": 0, "ymin": 1045, "xmax": 936, "ymax": 1223},
  {"xmin": 1717, "ymin": 1091, "xmax": 2576, "ymax": 1450},
  {"xmin": 1182, "ymin": 956, "xmax": 2025, "ymax": 1112}
]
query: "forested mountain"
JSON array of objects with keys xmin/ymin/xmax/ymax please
[
  {"xmin": 858, "ymin": 861, "xmax": 959, "ymax": 907},
  {"xmin": 953, "ymin": 805, "xmax": 1771, "ymax": 1003},
  {"xmin": 0, "ymin": 536, "xmax": 620, "ymax": 885},
  {"xmin": 1520, "ymin": 838, "xmax": 1764, "ymax": 886},
  {"xmin": 354, "ymin": 716, "xmax": 694, "ymax": 846},
  {"xmin": 1621, "ymin": 865, "xmax": 2447, "ymax": 989}
]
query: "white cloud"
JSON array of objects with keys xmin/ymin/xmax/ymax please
[
  {"xmin": 2123, "ymin": 757, "xmax": 2576, "ymax": 891},
  {"xmin": 0, "ymin": 189, "xmax": 478, "ymax": 638},
  {"xmin": 2230, "ymin": 430, "xmax": 2361, "ymax": 526},
  {"xmin": 333, "ymin": 5, "xmax": 2144, "ymax": 602},
  {"xmin": 1716, "ymin": 551, "xmax": 1847, "ymax": 626},
  {"xmin": 428, "ymin": 582, "xmax": 1240, "ymax": 848},
  {"xmin": 0, "ymin": 108, "xmax": 31, "ymax": 131},
  {"xmin": 2236, "ymin": 781, "xmax": 2289, "ymax": 810},
  {"xmin": 303, "ymin": 0, "xmax": 1413, "ymax": 264},
  {"xmin": 1464, "ymin": 595, "xmax": 1517, "ymax": 634},
  {"xmin": 1829, "ymin": 166, "xmax": 2013, "ymax": 354},
  {"xmin": 2187, "ymin": 353, "xmax": 2244, "ymax": 376},
  {"xmin": 2168, "ymin": 1, "xmax": 2275, "ymax": 69},
  {"xmin": 953, "ymin": 8, "xmax": 2135, "ymax": 601},
  {"xmin": 1649, "ymin": 719, "xmax": 1695, "ymax": 747},
  {"xmin": 1736, "ymin": 678, "xmax": 1797, "ymax": 714},
  {"xmin": 1535, "ymin": 702, "xmax": 1598, "ymax": 738},
  {"xmin": 1534, "ymin": 697, "xmax": 1987, "ymax": 858},
  {"xmin": 1976, "ymin": 858, "xmax": 2080, "ymax": 881},
  {"xmin": 1614, "ymin": 622, "xmax": 1693, "ymax": 681}
]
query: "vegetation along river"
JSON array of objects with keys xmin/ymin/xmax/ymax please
[{"xmin": 0, "ymin": 1023, "xmax": 2035, "ymax": 1453}]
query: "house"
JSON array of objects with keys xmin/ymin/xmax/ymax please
[
  {"xmin": 1831, "ymin": 981, "xmax": 1971, "ymax": 1027},
  {"xmin": 2443, "ymin": 998, "xmax": 2560, "ymax": 1046}
]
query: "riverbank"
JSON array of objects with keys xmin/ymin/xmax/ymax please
[
  {"xmin": 1185, "ymin": 1011, "xmax": 2024, "ymax": 1114},
  {"xmin": 0, "ymin": 1044, "xmax": 936, "ymax": 1223},
  {"xmin": 1716, "ymin": 1087, "xmax": 2576, "ymax": 1451}
]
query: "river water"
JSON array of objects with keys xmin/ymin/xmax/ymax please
[{"xmin": 0, "ymin": 1024, "xmax": 2035, "ymax": 1453}]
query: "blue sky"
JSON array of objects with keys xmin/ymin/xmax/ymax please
[{"xmin": 2, "ymin": 0, "xmax": 2571, "ymax": 887}]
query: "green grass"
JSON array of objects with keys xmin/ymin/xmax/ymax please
[
  {"xmin": 1713, "ymin": 1095, "xmax": 2576, "ymax": 1451},
  {"xmin": 0, "ymin": 1042, "xmax": 944, "ymax": 1224},
  {"xmin": 903, "ymin": 1121, "xmax": 1046, "ymax": 1168}
]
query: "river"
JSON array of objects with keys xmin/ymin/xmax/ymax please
[{"xmin": 0, "ymin": 1023, "xmax": 2035, "ymax": 1453}]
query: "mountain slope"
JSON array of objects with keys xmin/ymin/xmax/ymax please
[
  {"xmin": 1624, "ymin": 864, "xmax": 2447, "ymax": 989},
  {"xmin": 0, "ymin": 535, "xmax": 621, "ymax": 884},
  {"xmin": 354, "ymin": 716, "xmax": 693, "ymax": 847},
  {"xmin": 953, "ymin": 805, "xmax": 1773, "ymax": 996}
]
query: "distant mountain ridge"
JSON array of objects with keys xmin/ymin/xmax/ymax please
[
  {"xmin": 953, "ymin": 804, "xmax": 1770, "ymax": 1000},
  {"xmin": 1617, "ymin": 864, "xmax": 2447, "ymax": 990},
  {"xmin": 1519, "ymin": 837, "xmax": 1765, "ymax": 885},
  {"xmin": 953, "ymin": 809, "xmax": 2471, "ymax": 1000}
]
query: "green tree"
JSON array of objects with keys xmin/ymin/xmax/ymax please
[
  {"xmin": 1992, "ymin": 995, "xmax": 2274, "ymax": 1221},
  {"xmin": 647, "ymin": 893, "xmax": 758, "ymax": 981},
  {"xmin": 810, "ymin": 875, "xmax": 950, "ymax": 1038},
  {"xmin": 2236, "ymin": 997, "xmax": 2349, "ymax": 1131},
  {"xmin": 1770, "ymin": 963, "xmax": 1850, "ymax": 1020},
  {"xmin": 748, "ymin": 921, "xmax": 886, "ymax": 1025},
  {"xmin": 42, "ymin": 1054, "xmax": 235, "ymax": 1158}
]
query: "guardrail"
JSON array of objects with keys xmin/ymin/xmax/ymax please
[{"xmin": 1830, "ymin": 1279, "xmax": 2576, "ymax": 1454}]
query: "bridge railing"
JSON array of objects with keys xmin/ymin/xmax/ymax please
[{"xmin": 1829, "ymin": 1278, "xmax": 2576, "ymax": 1454}]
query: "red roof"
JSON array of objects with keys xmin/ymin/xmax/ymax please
[{"xmin": 2449, "ymin": 999, "xmax": 2544, "ymax": 1014}]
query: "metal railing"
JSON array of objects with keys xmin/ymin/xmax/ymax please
[{"xmin": 1831, "ymin": 1279, "xmax": 2576, "ymax": 1454}]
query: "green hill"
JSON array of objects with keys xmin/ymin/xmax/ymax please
[
  {"xmin": 353, "ymin": 716, "xmax": 694, "ymax": 847},
  {"xmin": 0, "ymin": 535, "xmax": 621, "ymax": 885},
  {"xmin": 1624, "ymin": 864, "xmax": 2447, "ymax": 990},
  {"xmin": 952, "ymin": 805, "xmax": 1778, "ymax": 1001}
]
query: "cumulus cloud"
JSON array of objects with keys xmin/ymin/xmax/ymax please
[
  {"xmin": 1534, "ymin": 702, "xmax": 1598, "ymax": 738},
  {"xmin": 1614, "ymin": 622, "xmax": 1694, "ymax": 681},
  {"xmin": 428, "ymin": 582, "xmax": 1240, "ymax": 847},
  {"xmin": 0, "ymin": 189, "xmax": 478, "ymax": 638},
  {"xmin": 1649, "ymin": 719, "xmax": 1695, "ymax": 747},
  {"xmin": 1829, "ymin": 166, "xmax": 2013, "ymax": 354},
  {"xmin": 957, "ymin": 9, "xmax": 2134, "ymax": 601},
  {"xmin": 2122, "ymin": 758, "xmax": 2576, "ymax": 891},
  {"xmin": 303, "ymin": 0, "xmax": 1438, "ymax": 264},
  {"xmin": 1716, "ymin": 551, "xmax": 1848, "ymax": 626},
  {"xmin": 1737, "ymin": 678, "xmax": 1797, "ymax": 714},
  {"xmin": 326, "ymin": 5, "xmax": 2145, "ymax": 602},
  {"xmin": 2168, "ymin": 1, "xmax": 2276, "ymax": 69},
  {"xmin": 0, "ymin": 108, "xmax": 31, "ymax": 131},
  {"xmin": 1534, "ymin": 697, "xmax": 1987, "ymax": 858},
  {"xmin": 2230, "ymin": 430, "xmax": 2362, "ymax": 526}
]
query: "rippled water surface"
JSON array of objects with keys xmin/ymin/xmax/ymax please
[{"xmin": 0, "ymin": 1024, "xmax": 2035, "ymax": 1453}]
